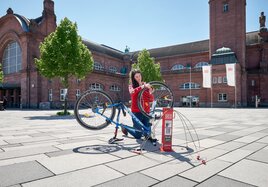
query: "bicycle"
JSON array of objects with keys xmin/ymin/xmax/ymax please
[
  {"xmin": 74, "ymin": 81, "xmax": 206, "ymax": 163},
  {"xmin": 74, "ymin": 81, "xmax": 174, "ymax": 145}
]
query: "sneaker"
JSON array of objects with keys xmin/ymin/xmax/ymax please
[{"xmin": 121, "ymin": 126, "xmax": 128, "ymax": 136}]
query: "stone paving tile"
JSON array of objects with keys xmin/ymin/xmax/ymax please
[
  {"xmin": 106, "ymin": 153, "xmax": 171, "ymax": 175},
  {"xmin": 210, "ymin": 134, "xmax": 240, "ymax": 141},
  {"xmin": 248, "ymin": 132, "xmax": 267, "ymax": 138},
  {"xmin": 196, "ymin": 175, "xmax": 256, "ymax": 187},
  {"xmin": 219, "ymin": 159, "xmax": 268, "ymax": 187},
  {"xmin": 247, "ymin": 148, "xmax": 268, "ymax": 164},
  {"xmin": 240, "ymin": 142, "xmax": 267, "ymax": 152},
  {"xmin": 0, "ymin": 161, "xmax": 54, "ymax": 187},
  {"xmin": 45, "ymin": 149, "xmax": 74, "ymax": 157},
  {"xmin": 257, "ymin": 136, "xmax": 268, "ymax": 144},
  {"xmin": 179, "ymin": 159, "xmax": 232, "ymax": 182},
  {"xmin": 207, "ymin": 127, "xmax": 238, "ymax": 133},
  {"xmin": 1, "ymin": 135, "xmax": 32, "ymax": 140},
  {"xmin": 0, "ymin": 140, "xmax": 7, "ymax": 146},
  {"xmin": 54, "ymin": 139, "xmax": 106, "ymax": 150},
  {"xmin": 0, "ymin": 146, "xmax": 59, "ymax": 160},
  {"xmin": 22, "ymin": 165, "xmax": 124, "ymax": 187},
  {"xmin": 0, "ymin": 154, "xmax": 49, "ymax": 166},
  {"xmin": 197, "ymin": 138, "xmax": 225, "ymax": 148},
  {"xmin": 37, "ymin": 151, "xmax": 120, "ymax": 174},
  {"xmin": 173, "ymin": 133, "xmax": 209, "ymax": 141},
  {"xmin": 217, "ymin": 149, "xmax": 253, "ymax": 163},
  {"xmin": 141, "ymin": 159, "xmax": 193, "ymax": 181},
  {"xmin": 197, "ymin": 147, "xmax": 229, "ymax": 162},
  {"xmin": 197, "ymin": 129, "xmax": 225, "ymax": 136},
  {"xmin": 261, "ymin": 128, "xmax": 268, "ymax": 133},
  {"xmin": 5, "ymin": 136, "xmax": 56, "ymax": 144},
  {"xmin": 152, "ymin": 176, "xmax": 197, "ymax": 187},
  {"xmin": 3, "ymin": 142, "xmax": 59, "ymax": 152},
  {"xmin": 214, "ymin": 141, "xmax": 246, "ymax": 151},
  {"xmin": 96, "ymin": 172, "xmax": 158, "ymax": 187},
  {"xmin": 234, "ymin": 136, "xmax": 262, "ymax": 144}
]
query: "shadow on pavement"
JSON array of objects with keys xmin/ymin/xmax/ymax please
[
  {"xmin": 72, "ymin": 141, "xmax": 195, "ymax": 166},
  {"xmin": 24, "ymin": 115, "xmax": 75, "ymax": 120}
]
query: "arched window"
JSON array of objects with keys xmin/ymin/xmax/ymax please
[
  {"xmin": 94, "ymin": 62, "xmax": 104, "ymax": 71},
  {"xmin": 179, "ymin": 82, "xmax": 200, "ymax": 90},
  {"xmin": 171, "ymin": 64, "xmax": 184, "ymax": 71},
  {"xmin": 194, "ymin": 62, "xmax": 209, "ymax": 69},
  {"xmin": 89, "ymin": 83, "xmax": 104, "ymax": 90},
  {"xmin": 109, "ymin": 66, "xmax": 117, "ymax": 73},
  {"xmin": 110, "ymin": 84, "xmax": 120, "ymax": 91},
  {"xmin": 2, "ymin": 41, "xmax": 22, "ymax": 74}
]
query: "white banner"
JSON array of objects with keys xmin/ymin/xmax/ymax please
[
  {"xmin": 226, "ymin": 63, "xmax": 236, "ymax": 86},
  {"xmin": 202, "ymin": 65, "xmax": 212, "ymax": 88}
]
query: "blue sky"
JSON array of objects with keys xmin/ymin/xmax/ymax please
[{"xmin": 0, "ymin": 0, "xmax": 267, "ymax": 52}]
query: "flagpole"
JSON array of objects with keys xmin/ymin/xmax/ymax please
[
  {"xmin": 210, "ymin": 65, "xmax": 213, "ymax": 108},
  {"xmin": 234, "ymin": 64, "xmax": 237, "ymax": 108}
]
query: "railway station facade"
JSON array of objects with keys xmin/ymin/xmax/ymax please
[{"xmin": 0, "ymin": 0, "xmax": 268, "ymax": 108}]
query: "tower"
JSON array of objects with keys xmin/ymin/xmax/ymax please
[
  {"xmin": 209, "ymin": 0, "xmax": 247, "ymax": 106},
  {"xmin": 42, "ymin": 0, "xmax": 56, "ymax": 34}
]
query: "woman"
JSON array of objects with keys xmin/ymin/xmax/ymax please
[{"xmin": 122, "ymin": 69, "xmax": 154, "ymax": 139}]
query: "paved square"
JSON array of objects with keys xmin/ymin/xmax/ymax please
[{"xmin": 0, "ymin": 108, "xmax": 267, "ymax": 186}]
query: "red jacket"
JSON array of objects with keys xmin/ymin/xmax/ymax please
[{"xmin": 129, "ymin": 84, "xmax": 154, "ymax": 113}]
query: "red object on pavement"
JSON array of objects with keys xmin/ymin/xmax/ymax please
[{"xmin": 160, "ymin": 108, "xmax": 173, "ymax": 152}]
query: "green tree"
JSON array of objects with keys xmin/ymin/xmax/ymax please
[
  {"xmin": 0, "ymin": 64, "xmax": 3, "ymax": 83},
  {"xmin": 35, "ymin": 17, "xmax": 94, "ymax": 115},
  {"xmin": 132, "ymin": 49, "xmax": 162, "ymax": 82}
]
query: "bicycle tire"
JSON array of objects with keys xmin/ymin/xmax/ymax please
[
  {"xmin": 74, "ymin": 90, "xmax": 116, "ymax": 130},
  {"xmin": 137, "ymin": 81, "xmax": 174, "ymax": 119}
]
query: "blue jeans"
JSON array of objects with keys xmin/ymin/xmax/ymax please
[{"xmin": 129, "ymin": 112, "xmax": 151, "ymax": 139}]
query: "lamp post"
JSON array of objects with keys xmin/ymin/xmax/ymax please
[{"xmin": 187, "ymin": 63, "xmax": 192, "ymax": 108}]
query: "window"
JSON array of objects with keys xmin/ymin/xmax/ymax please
[
  {"xmin": 110, "ymin": 84, "xmax": 121, "ymax": 92},
  {"xmin": 223, "ymin": 3, "xmax": 229, "ymax": 12},
  {"xmin": 90, "ymin": 83, "xmax": 103, "ymax": 90},
  {"xmin": 251, "ymin": 80, "xmax": 255, "ymax": 86},
  {"xmin": 60, "ymin": 89, "xmax": 67, "ymax": 101},
  {"xmin": 76, "ymin": 79, "xmax": 81, "ymax": 84},
  {"xmin": 213, "ymin": 77, "xmax": 218, "ymax": 84},
  {"xmin": 218, "ymin": 77, "xmax": 222, "ymax": 83},
  {"xmin": 48, "ymin": 89, "xmax": 52, "ymax": 101},
  {"xmin": 180, "ymin": 82, "xmax": 200, "ymax": 90},
  {"xmin": 94, "ymin": 62, "xmax": 104, "ymax": 71},
  {"xmin": 171, "ymin": 64, "xmax": 184, "ymax": 71},
  {"xmin": 218, "ymin": 93, "xmax": 227, "ymax": 101},
  {"xmin": 76, "ymin": 89, "xmax": 80, "ymax": 99},
  {"xmin": 2, "ymin": 41, "xmax": 22, "ymax": 74},
  {"xmin": 109, "ymin": 66, "xmax": 117, "ymax": 73},
  {"xmin": 194, "ymin": 62, "xmax": 209, "ymax": 69},
  {"xmin": 223, "ymin": 77, "xmax": 227, "ymax": 83}
]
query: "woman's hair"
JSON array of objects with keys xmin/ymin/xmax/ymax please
[{"xmin": 130, "ymin": 69, "xmax": 142, "ymax": 88}]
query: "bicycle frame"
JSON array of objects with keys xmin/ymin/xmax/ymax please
[{"xmin": 93, "ymin": 102, "xmax": 151, "ymax": 136}]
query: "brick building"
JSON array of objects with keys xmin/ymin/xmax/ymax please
[{"xmin": 0, "ymin": 0, "xmax": 268, "ymax": 108}]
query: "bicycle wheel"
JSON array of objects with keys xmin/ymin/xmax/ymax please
[
  {"xmin": 74, "ymin": 90, "xmax": 116, "ymax": 130},
  {"xmin": 138, "ymin": 81, "xmax": 174, "ymax": 119}
]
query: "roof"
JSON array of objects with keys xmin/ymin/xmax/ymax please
[
  {"xmin": 211, "ymin": 47, "xmax": 237, "ymax": 65},
  {"xmin": 13, "ymin": 14, "xmax": 30, "ymax": 32},
  {"xmin": 147, "ymin": 40, "xmax": 209, "ymax": 58},
  {"xmin": 82, "ymin": 39, "xmax": 125, "ymax": 60}
]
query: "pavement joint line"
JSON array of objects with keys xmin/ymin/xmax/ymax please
[{"xmin": 244, "ymin": 157, "xmax": 268, "ymax": 165}]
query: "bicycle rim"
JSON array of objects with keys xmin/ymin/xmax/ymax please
[
  {"xmin": 138, "ymin": 81, "xmax": 174, "ymax": 119},
  {"xmin": 74, "ymin": 90, "xmax": 115, "ymax": 130}
]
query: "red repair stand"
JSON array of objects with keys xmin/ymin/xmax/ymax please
[{"xmin": 160, "ymin": 108, "xmax": 173, "ymax": 152}]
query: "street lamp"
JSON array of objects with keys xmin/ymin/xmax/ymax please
[{"xmin": 187, "ymin": 63, "xmax": 192, "ymax": 108}]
